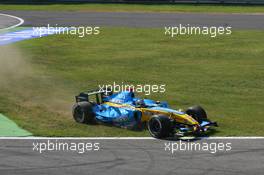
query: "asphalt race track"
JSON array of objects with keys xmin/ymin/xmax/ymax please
[
  {"xmin": 1, "ymin": 10, "xmax": 264, "ymax": 29},
  {"xmin": 0, "ymin": 138, "xmax": 264, "ymax": 175},
  {"xmin": 0, "ymin": 13, "xmax": 21, "ymax": 29}
]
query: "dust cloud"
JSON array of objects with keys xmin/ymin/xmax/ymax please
[
  {"xmin": 0, "ymin": 45, "xmax": 72, "ymax": 116},
  {"xmin": 0, "ymin": 45, "xmax": 31, "ymax": 88}
]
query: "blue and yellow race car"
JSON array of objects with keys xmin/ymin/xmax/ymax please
[{"xmin": 72, "ymin": 89, "xmax": 218, "ymax": 138}]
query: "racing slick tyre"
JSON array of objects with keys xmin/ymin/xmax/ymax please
[
  {"xmin": 185, "ymin": 105, "xmax": 207, "ymax": 123},
  {"xmin": 147, "ymin": 115, "xmax": 173, "ymax": 139},
  {"xmin": 72, "ymin": 102, "xmax": 96, "ymax": 124}
]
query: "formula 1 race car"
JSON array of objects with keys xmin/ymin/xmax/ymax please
[{"xmin": 72, "ymin": 89, "xmax": 218, "ymax": 138}]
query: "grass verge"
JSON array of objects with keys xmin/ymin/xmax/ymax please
[{"xmin": 0, "ymin": 28, "xmax": 263, "ymax": 136}]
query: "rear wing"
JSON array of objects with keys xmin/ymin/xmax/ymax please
[{"xmin": 75, "ymin": 89, "xmax": 107, "ymax": 104}]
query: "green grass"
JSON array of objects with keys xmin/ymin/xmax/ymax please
[
  {"xmin": 1, "ymin": 4, "xmax": 264, "ymax": 13},
  {"xmin": 0, "ymin": 28, "xmax": 263, "ymax": 136}
]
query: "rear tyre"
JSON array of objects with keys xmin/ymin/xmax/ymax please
[
  {"xmin": 147, "ymin": 115, "xmax": 173, "ymax": 139},
  {"xmin": 185, "ymin": 105, "xmax": 207, "ymax": 123},
  {"xmin": 72, "ymin": 102, "xmax": 96, "ymax": 124}
]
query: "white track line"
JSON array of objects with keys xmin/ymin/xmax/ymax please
[
  {"xmin": 0, "ymin": 13, "xmax": 24, "ymax": 30},
  {"xmin": 0, "ymin": 137, "xmax": 264, "ymax": 140}
]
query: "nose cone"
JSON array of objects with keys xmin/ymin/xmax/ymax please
[{"xmin": 183, "ymin": 114, "xmax": 199, "ymax": 125}]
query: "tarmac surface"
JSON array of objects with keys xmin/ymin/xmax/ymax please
[
  {"xmin": 0, "ymin": 138, "xmax": 263, "ymax": 175},
  {"xmin": 1, "ymin": 10, "xmax": 264, "ymax": 29},
  {"xmin": 0, "ymin": 13, "xmax": 21, "ymax": 30}
]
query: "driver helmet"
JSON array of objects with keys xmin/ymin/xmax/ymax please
[{"xmin": 135, "ymin": 99, "xmax": 146, "ymax": 108}]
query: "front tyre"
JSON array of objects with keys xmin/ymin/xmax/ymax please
[
  {"xmin": 185, "ymin": 105, "xmax": 207, "ymax": 123},
  {"xmin": 72, "ymin": 102, "xmax": 96, "ymax": 124},
  {"xmin": 147, "ymin": 115, "xmax": 173, "ymax": 139}
]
